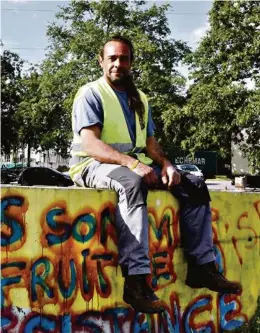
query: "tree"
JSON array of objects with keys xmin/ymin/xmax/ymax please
[
  {"xmin": 1, "ymin": 47, "xmax": 65, "ymax": 165},
  {"xmin": 39, "ymin": 0, "xmax": 190, "ymax": 155},
  {"xmin": 15, "ymin": 68, "xmax": 44, "ymax": 166},
  {"xmin": 181, "ymin": 0, "xmax": 260, "ymax": 168},
  {"xmin": 1, "ymin": 49, "xmax": 24, "ymax": 155}
]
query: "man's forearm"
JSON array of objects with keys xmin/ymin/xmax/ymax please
[
  {"xmin": 83, "ymin": 138, "xmax": 136, "ymax": 168},
  {"xmin": 146, "ymin": 136, "xmax": 171, "ymax": 166}
]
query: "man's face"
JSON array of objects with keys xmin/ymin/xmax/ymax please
[{"xmin": 99, "ymin": 41, "xmax": 132, "ymax": 87}]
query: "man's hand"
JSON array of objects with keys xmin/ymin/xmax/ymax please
[
  {"xmin": 145, "ymin": 136, "xmax": 181, "ymax": 188},
  {"xmin": 161, "ymin": 161, "xmax": 181, "ymax": 188},
  {"xmin": 132, "ymin": 162, "xmax": 158, "ymax": 186}
]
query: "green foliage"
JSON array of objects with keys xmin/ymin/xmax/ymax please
[
  {"xmin": 1, "ymin": 49, "xmax": 24, "ymax": 154},
  {"xmin": 3, "ymin": 0, "xmax": 259, "ymax": 169},
  {"xmin": 235, "ymin": 297, "xmax": 260, "ymax": 333},
  {"xmin": 191, "ymin": 1, "xmax": 259, "ymax": 84},
  {"xmin": 15, "ymin": 69, "xmax": 43, "ymax": 149},
  {"xmin": 38, "ymin": 0, "xmax": 190, "ymax": 154},
  {"xmin": 181, "ymin": 0, "xmax": 260, "ymax": 168}
]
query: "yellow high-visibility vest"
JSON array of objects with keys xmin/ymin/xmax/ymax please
[{"xmin": 70, "ymin": 77, "xmax": 153, "ymax": 180}]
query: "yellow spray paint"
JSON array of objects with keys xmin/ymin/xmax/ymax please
[{"xmin": 1, "ymin": 187, "xmax": 259, "ymax": 332}]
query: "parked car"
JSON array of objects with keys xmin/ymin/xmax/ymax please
[
  {"xmin": 175, "ymin": 164, "xmax": 204, "ymax": 179},
  {"xmin": 18, "ymin": 167, "xmax": 74, "ymax": 187},
  {"xmin": 1, "ymin": 169, "xmax": 18, "ymax": 184}
]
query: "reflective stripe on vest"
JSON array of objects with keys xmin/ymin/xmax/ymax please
[{"xmin": 71, "ymin": 142, "xmax": 134, "ymax": 153}]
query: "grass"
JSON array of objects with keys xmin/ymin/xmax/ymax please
[
  {"xmin": 232, "ymin": 297, "xmax": 260, "ymax": 333},
  {"xmin": 215, "ymin": 175, "xmax": 231, "ymax": 180}
]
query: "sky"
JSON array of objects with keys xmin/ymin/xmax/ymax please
[{"xmin": 1, "ymin": 0, "xmax": 213, "ymax": 77}]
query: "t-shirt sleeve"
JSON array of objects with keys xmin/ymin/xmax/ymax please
[
  {"xmin": 73, "ymin": 87, "xmax": 104, "ymax": 134},
  {"xmin": 147, "ymin": 105, "xmax": 156, "ymax": 137}
]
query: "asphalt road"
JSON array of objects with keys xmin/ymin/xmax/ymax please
[{"xmin": 206, "ymin": 179, "xmax": 233, "ymax": 191}]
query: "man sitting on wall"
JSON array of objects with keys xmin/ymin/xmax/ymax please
[{"xmin": 69, "ymin": 36, "xmax": 241, "ymax": 314}]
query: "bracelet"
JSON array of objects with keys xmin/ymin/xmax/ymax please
[{"xmin": 129, "ymin": 160, "xmax": 139, "ymax": 170}]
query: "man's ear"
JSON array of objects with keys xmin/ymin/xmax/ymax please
[{"xmin": 98, "ymin": 55, "xmax": 103, "ymax": 68}]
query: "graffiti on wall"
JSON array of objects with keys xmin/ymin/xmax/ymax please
[{"xmin": 1, "ymin": 188, "xmax": 259, "ymax": 333}]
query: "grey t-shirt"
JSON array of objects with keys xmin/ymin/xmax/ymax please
[{"xmin": 73, "ymin": 86, "xmax": 155, "ymax": 145}]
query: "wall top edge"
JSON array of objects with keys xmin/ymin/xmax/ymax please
[{"xmin": 1, "ymin": 185, "xmax": 259, "ymax": 194}]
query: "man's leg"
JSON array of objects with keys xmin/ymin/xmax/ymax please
[
  {"xmin": 78, "ymin": 160, "xmax": 165, "ymax": 313},
  {"xmin": 152, "ymin": 166, "xmax": 241, "ymax": 294},
  {"xmin": 178, "ymin": 202, "xmax": 215, "ymax": 264},
  {"xmin": 173, "ymin": 174, "xmax": 241, "ymax": 294}
]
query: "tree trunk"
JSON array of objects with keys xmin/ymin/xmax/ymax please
[{"xmin": 27, "ymin": 143, "xmax": 31, "ymax": 167}]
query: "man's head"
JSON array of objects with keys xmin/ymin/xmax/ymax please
[{"xmin": 99, "ymin": 36, "xmax": 134, "ymax": 88}]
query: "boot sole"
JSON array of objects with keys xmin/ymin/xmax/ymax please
[
  {"xmin": 185, "ymin": 281, "xmax": 241, "ymax": 294},
  {"xmin": 123, "ymin": 296, "xmax": 165, "ymax": 314}
]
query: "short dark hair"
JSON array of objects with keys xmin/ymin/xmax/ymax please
[{"xmin": 99, "ymin": 35, "xmax": 134, "ymax": 61}]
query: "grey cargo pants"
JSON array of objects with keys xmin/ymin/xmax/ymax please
[{"xmin": 74, "ymin": 160, "xmax": 215, "ymax": 276}]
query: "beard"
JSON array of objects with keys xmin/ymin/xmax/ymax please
[{"xmin": 107, "ymin": 71, "xmax": 131, "ymax": 87}]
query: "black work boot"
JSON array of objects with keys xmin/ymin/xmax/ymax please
[
  {"xmin": 123, "ymin": 275, "xmax": 166, "ymax": 313},
  {"xmin": 143, "ymin": 279, "xmax": 161, "ymax": 301},
  {"xmin": 185, "ymin": 261, "xmax": 242, "ymax": 294}
]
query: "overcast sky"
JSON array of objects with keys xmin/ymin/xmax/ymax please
[{"xmin": 1, "ymin": 0, "xmax": 213, "ymax": 76}]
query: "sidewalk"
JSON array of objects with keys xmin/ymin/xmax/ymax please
[{"xmin": 206, "ymin": 179, "xmax": 260, "ymax": 192}]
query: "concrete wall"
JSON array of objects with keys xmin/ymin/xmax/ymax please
[
  {"xmin": 231, "ymin": 142, "xmax": 252, "ymax": 175},
  {"xmin": 1, "ymin": 186, "xmax": 259, "ymax": 333}
]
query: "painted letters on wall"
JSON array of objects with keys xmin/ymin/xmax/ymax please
[{"xmin": 1, "ymin": 187, "xmax": 259, "ymax": 332}]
